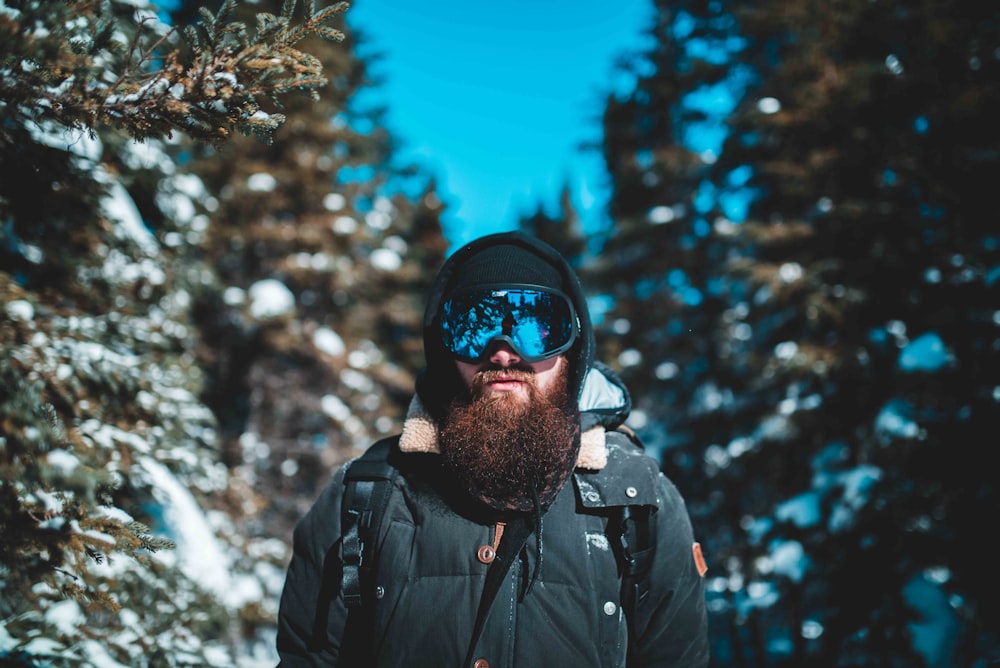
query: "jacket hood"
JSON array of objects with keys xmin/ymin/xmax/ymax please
[
  {"xmin": 579, "ymin": 360, "xmax": 631, "ymax": 433},
  {"xmin": 416, "ymin": 231, "xmax": 597, "ymax": 424}
]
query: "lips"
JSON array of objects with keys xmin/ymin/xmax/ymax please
[{"xmin": 472, "ymin": 368, "xmax": 534, "ymax": 396}]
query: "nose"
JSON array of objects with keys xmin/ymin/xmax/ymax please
[{"xmin": 486, "ymin": 341, "xmax": 521, "ymax": 366}]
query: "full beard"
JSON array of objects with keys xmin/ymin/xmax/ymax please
[{"xmin": 439, "ymin": 366, "xmax": 580, "ymax": 513}]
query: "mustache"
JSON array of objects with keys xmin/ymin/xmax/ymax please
[{"xmin": 472, "ymin": 366, "xmax": 535, "ymax": 388}]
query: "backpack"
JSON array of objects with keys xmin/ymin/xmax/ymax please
[{"xmin": 339, "ymin": 430, "xmax": 656, "ymax": 653}]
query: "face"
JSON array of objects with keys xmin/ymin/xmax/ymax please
[{"xmin": 454, "ymin": 342, "xmax": 568, "ymax": 402}]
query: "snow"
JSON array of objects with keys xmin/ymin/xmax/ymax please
[
  {"xmin": 21, "ymin": 637, "xmax": 66, "ymax": 659},
  {"xmin": 774, "ymin": 341, "xmax": 798, "ymax": 360},
  {"xmin": 778, "ymin": 262, "xmax": 803, "ymax": 283},
  {"xmin": 46, "ymin": 449, "xmax": 80, "ymax": 474},
  {"xmin": 828, "ymin": 465, "xmax": 882, "ymax": 533},
  {"xmin": 898, "ymin": 332, "xmax": 953, "ymax": 372},
  {"xmin": 384, "ymin": 235, "xmax": 408, "ymax": 254},
  {"xmin": 370, "ymin": 247, "xmax": 402, "ymax": 271},
  {"xmin": 342, "ymin": 350, "xmax": 366, "ymax": 370},
  {"xmin": 323, "ymin": 192, "xmax": 346, "ymax": 210},
  {"xmin": 138, "ymin": 456, "xmax": 244, "ymax": 605},
  {"xmin": 617, "ymin": 348, "xmax": 642, "ymax": 367},
  {"xmin": 904, "ymin": 574, "xmax": 959, "ymax": 667},
  {"xmin": 212, "ymin": 71, "xmax": 238, "ymax": 87},
  {"xmin": 0, "ymin": 624, "xmax": 15, "ymax": 654},
  {"xmin": 80, "ymin": 420, "xmax": 150, "ymax": 454},
  {"xmin": 875, "ymin": 399, "xmax": 920, "ymax": 440},
  {"xmin": 102, "ymin": 181, "xmax": 160, "ymax": 256},
  {"xmin": 333, "ymin": 215, "xmax": 358, "ymax": 234},
  {"xmin": 758, "ymin": 97, "xmax": 781, "ymax": 114},
  {"xmin": 76, "ymin": 640, "xmax": 131, "ymax": 668},
  {"xmin": 248, "ymin": 279, "xmax": 295, "ymax": 319},
  {"xmin": 768, "ymin": 539, "xmax": 808, "ymax": 583},
  {"xmin": 224, "ymin": 286, "xmax": 246, "ymax": 305},
  {"xmin": 648, "ymin": 205, "xmax": 677, "ymax": 224},
  {"xmin": 774, "ymin": 492, "xmax": 821, "ymax": 528},
  {"xmin": 96, "ymin": 505, "xmax": 135, "ymax": 524},
  {"xmin": 157, "ymin": 184, "xmax": 197, "ymax": 227},
  {"xmin": 321, "ymin": 394, "xmax": 351, "ymax": 421},
  {"xmin": 585, "ymin": 532, "xmax": 612, "ymax": 551},
  {"xmin": 5, "ymin": 299, "xmax": 34, "ymax": 321},
  {"xmin": 313, "ymin": 326, "xmax": 345, "ymax": 356},
  {"xmin": 654, "ymin": 361, "xmax": 680, "ymax": 380},
  {"xmin": 121, "ymin": 138, "xmax": 175, "ymax": 174},
  {"xmin": 247, "ymin": 172, "xmax": 278, "ymax": 192},
  {"xmin": 365, "ymin": 209, "xmax": 391, "ymax": 230},
  {"xmin": 23, "ymin": 119, "xmax": 102, "ymax": 161},
  {"xmin": 340, "ymin": 368, "xmax": 374, "ymax": 393}
]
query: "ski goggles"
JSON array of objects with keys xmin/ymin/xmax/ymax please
[{"xmin": 439, "ymin": 284, "xmax": 578, "ymax": 363}]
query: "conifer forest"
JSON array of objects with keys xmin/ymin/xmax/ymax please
[{"xmin": 1, "ymin": 0, "xmax": 997, "ymax": 666}]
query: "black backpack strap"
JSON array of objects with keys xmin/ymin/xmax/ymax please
[
  {"xmin": 615, "ymin": 504, "xmax": 656, "ymax": 637},
  {"xmin": 606, "ymin": 428, "xmax": 657, "ymax": 662},
  {"xmin": 341, "ymin": 436, "xmax": 400, "ymax": 609}
]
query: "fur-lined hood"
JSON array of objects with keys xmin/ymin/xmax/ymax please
[{"xmin": 400, "ymin": 361, "xmax": 632, "ymax": 471}]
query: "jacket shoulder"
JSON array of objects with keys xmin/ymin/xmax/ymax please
[{"xmin": 574, "ymin": 429, "xmax": 662, "ymax": 508}]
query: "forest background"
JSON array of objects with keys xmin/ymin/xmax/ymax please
[{"xmin": 1, "ymin": 0, "xmax": 997, "ymax": 666}]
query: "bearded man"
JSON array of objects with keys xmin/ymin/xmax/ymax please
[{"xmin": 276, "ymin": 232, "xmax": 710, "ymax": 667}]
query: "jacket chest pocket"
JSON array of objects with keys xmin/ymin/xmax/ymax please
[
  {"xmin": 583, "ymin": 518, "xmax": 628, "ymax": 666},
  {"xmin": 370, "ymin": 516, "xmax": 487, "ymax": 667},
  {"xmin": 371, "ymin": 519, "xmax": 415, "ymax": 643}
]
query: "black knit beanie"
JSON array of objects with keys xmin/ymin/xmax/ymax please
[{"xmin": 444, "ymin": 243, "xmax": 565, "ymax": 296}]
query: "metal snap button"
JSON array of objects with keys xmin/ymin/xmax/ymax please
[
  {"xmin": 604, "ymin": 601, "xmax": 617, "ymax": 616},
  {"xmin": 625, "ymin": 486, "xmax": 638, "ymax": 498},
  {"xmin": 374, "ymin": 585, "xmax": 385, "ymax": 599}
]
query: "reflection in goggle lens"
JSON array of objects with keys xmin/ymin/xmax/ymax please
[{"xmin": 440, "ymin": 286, "xmax": 577, "ymax": 362}]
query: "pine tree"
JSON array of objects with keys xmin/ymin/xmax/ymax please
[
  {"xmin": 0, "ymin": 0, "xmax": 428, "ymax": 664},
  {"xmin": 584, "ymin": 0, "xmax": 748, "ymax": 469},
  {"xmin": 593, "ymin": 0, "xmax": 1000, "ymax": 664},
  {"xmin": 699, "ymin": 0, "xmax": 1000, "ymax": 663},
  {"xmin": 518, "ymin": 183, "xmax": 588, "ymax": 269},
  {"xmin": 169, "ymin": 0, "xmax": 449, "ymax": 555}
]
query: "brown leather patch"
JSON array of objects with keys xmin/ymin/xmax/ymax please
[{"xmin": 692, "ymin": 542, "xmax": 708, "ymax": 577}]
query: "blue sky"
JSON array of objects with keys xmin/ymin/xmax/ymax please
[{"xmin": 345, "ymin": 0, "xmax": 654, "ymax": 249}]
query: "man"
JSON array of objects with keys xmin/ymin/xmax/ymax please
[{"xmin": 276, "ymin": 231, "xmax": 710, "ymax": 667}]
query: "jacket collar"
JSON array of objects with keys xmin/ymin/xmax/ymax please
[{"xmin": 398, "ymin": 395, "xmax": 609, "ymax": 471}]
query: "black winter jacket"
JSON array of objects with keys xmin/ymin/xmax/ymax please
[{"xmin": 276, "ymin": 364, "xmax": 710, "ymax": 667}]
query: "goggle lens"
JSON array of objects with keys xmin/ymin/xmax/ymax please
[{"xmin": 440, "ymin": 286, "xmax": 577, "ymax": 362}]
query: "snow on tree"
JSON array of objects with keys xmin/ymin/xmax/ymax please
[
  {"xmin": 587, "ymin": 0, "xmax": 1000, "ymax": 664},
  {"xmin": 0, "ymin": 0, "xmax": 414, "ymax": 665}
]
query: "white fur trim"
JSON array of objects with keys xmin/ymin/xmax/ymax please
[
  {"xmin": 576, "ymin": 427, "xmax": 608, "ymax": 470},
  {"xmin": 399, "ymin": 395, "xmax": 439, "ymax": 453}
]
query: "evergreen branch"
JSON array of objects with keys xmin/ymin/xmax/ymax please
[
  {"xmin": 106, "ymin": 14, "xmax": 175, "ymax": 109},
  {"xmin": 254, "ymin": 12, "xmax": 285, "ymax": 42},
  {"xmin": 198, "ymin": 6, "xmax": 220, "ymax": 46},
  {"xmin": 312, "ymin": 2, "xmax": 351, "ymax": 26},
  {"xmin": 313, "ymin": 25, "xmax": 346, "ymax": 42},
  {"xmin": 0, "ymin": 0, "xmax": 351, "ymax": 145},
  {"xmin": 216, "ymin": 0, "xmax": 239, "ymax": 25}
]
